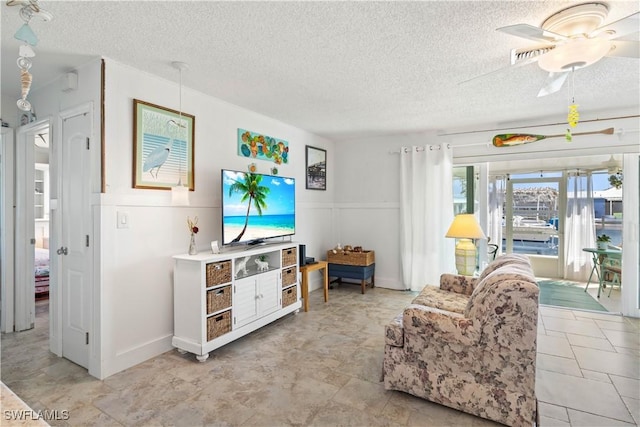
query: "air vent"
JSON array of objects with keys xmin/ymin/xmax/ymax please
[{"xmin": 510, "ymin": 46, "xmax": 555, "ymax": 65}]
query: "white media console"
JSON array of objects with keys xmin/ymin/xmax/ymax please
[{"xmin": 172, "ymin": 242, "xmax": 301, "ymax": 361}]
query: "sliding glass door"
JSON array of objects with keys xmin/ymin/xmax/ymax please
[{"xmin": 505, "ymin": 175, "xmax": 561, "ymax": 256}]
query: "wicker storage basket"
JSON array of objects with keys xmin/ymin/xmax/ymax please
[
  {"xmin": 282, "ymin": 247, "xmax": 297, "ymax": 267},
  {"xmin": 282, "ymin": 286, "xmax": 297, "ymax": 308},
  {"xmin": 206, "ymin": 261, "xmax": 232, "ymax": 286},
  {"xmin": 282, "ymin": 266, "xmax": 297, "ymax": 287},
  {"xmin": 207, "ymin": 285, "xmax": 232, "ymax": 315},
  {"xmin": 326, "ymin": 250, "xmax": 375, "ymax": 266},
  {"xmin": 207, "ymin": 310, "xmax": 231, "ymax": 341}
]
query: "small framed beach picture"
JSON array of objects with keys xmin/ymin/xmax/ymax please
[
  {"xmin": 133, "ymin": 99, "xmax": 195, "ymax": 190},
  {"xmin": 305, "ymin": 145, "xmax": 326, "ymax": 190}
]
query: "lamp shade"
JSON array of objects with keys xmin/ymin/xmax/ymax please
[{"xmin": 445, "ymin": 214, "xmax": 486, "ymax": 240}]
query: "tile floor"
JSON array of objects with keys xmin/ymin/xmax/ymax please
[
  {"xmin": 584, "ymin": 279, "xmax": 623, "ymax": 314},
  {"xmin": 1, "ymin": 284, "xmax": 639, "ymax": 426}
]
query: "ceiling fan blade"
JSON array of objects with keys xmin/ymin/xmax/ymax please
[
  {"xmin": 497, "ymin": 24, "xmax": 566, "ymax": 43},
  {"xmin": 607, "ymin": 40, "xmax": 640, "ymax": 58},
  {"xmin": 592, "ymin": 12, "xmax": 640, "ymax": 39},
  {"xmin": 458, "ymin": 53, "xmax": 538, "ymax": 86},
  {"xmin": 537, "ymin": 72, "xmax": 569, "ymax": 97}
]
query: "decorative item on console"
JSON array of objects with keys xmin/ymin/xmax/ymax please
[
  {"xmin": 255, "ymin": 258, "xmax": 269, "ymax": 271},
  {"xmin": 187, "ymin": 216, "xmax": 199, "ymax": 255},
  {"xmin": 235, "ymin": 256, "xmax": 251, "ymax": 278}
]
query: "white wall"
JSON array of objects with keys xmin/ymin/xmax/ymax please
[
  {"xmin": 100, "ymin": 59, "xmax": 335, "ymax": 377},
  {"xmin": 333, "ymin": 132, "xmax": 438, "ymax": 290}
]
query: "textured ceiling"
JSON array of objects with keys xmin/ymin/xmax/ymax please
[{"xmin": 1, "ymin": 1, "xmax": 639, "ymax": 140}]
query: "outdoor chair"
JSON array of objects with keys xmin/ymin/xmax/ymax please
[
  {"xmin": 602, "ymin": 252, "xmax": 622, "ymax": 297},
  {"xmin": 488, "ymin": 244, "xmax": 499, "ymax": 261}
]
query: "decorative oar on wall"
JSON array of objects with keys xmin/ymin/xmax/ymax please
[{"xmin": 492, "ymin": 127, "xmax": 615, "ymax": 147}]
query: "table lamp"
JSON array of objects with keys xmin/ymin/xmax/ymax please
[{"xmin": 445, "ymin": 214, "xmax": 487, "ymax": 276}]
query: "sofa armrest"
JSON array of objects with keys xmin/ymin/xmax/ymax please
[
  {"xmin": 385, "ymin": 314, "xmax": 404, "ymax": 347},
  {"xmin": 403, "ymin": 304, "xmax": 478, "ymax": 348},
  {"xmin": 440, "ymin": 274, "xmax": 477, "ymax": 295}
]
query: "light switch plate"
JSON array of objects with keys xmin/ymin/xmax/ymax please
[{"xmin": 117, "ymin": 211, "xmax": 129, "ymax": 229}]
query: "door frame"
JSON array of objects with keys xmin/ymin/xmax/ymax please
[
  {"xmin": 621, "ymin": 153, "xmax": 640, "ymax": 317},
  {"xmin": 1, "ymin": 128, "xmax": 15, "ymax": 333}
]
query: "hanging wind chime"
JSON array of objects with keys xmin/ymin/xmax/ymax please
[
  {"xmin": 7, "ymin": 0, "xmax": 53, "ymax": 114},
  {"xmin": 566, "ymin": 68, "xmax": 579, "ymax": 142}
]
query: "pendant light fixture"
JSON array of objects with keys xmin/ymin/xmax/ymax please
[{"xmin": 170, "ymin": 61, "xmax": 190, "ymax": 206}]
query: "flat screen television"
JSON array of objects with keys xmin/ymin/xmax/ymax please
[{"xmin": 221, "ymin": 169, "xmax": 296, "ymax": 246}]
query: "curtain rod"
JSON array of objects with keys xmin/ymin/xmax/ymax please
[
  {"xmin": 454, "ymin": 141, "xmax": 640, "ymax": 160},
  {"xmin": 438, "ymin": 115, "xmax": 640, "ymax": 137},
  {"xmin": 388, "ymin": 143, "xmax": 451, "ymax": 154}
]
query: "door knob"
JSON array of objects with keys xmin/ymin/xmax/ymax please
[{"xmin": 56, "ymin": 246, "xmax": 68, "ymax": 255}]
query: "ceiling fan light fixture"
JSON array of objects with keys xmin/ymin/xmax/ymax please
[
  {"xmin": 538, "ymin": 36, "xmax": 611, "ymax": 72},
  {"xmin": 541, "ymin": 2, "xmax": 609, "ymax": 36}
]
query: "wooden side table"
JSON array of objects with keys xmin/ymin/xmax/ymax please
[
  {"xmin": 299, "ymin": 261, "xmax": 329, "ymax": 312},
  {"xmin": 328, "ymin": 263, "xmax": 375, "ymax": 294}
]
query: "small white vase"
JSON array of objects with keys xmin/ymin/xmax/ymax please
[
  {"xmin": 188, "ymin": 233, "xmax": 197, "ymax": 255},
  {"xmin": 597, "ymin": 241, "xmax": 608, "ymax": 250}
]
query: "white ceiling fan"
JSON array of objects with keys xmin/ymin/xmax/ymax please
[
  {"xmin": 602, "ymin": 155, "xmax": 622, "ymax": 174},
  {"xmin": 497, "ymin": 2, "xmax": 639, "ymax": 97}
]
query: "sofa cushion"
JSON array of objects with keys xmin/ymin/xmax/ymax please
[
  {"xmin": 412, "ymin": 286, "xmax": 469, "ymax": 314},
  {"xmin": 476, "ymin": 253, "xmax": 531, "ymax": 283},
  {"xmin": 465, "ymin": 258, "xmax": 536, "ymax": 318}
]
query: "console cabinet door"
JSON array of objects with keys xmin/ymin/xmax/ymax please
[
  {"xmin": 234, "ymin": 277, "xmax": 258, "ymax": 328},
  {"xmin": 258, "ymin": 271, "xmax": 280, "ymax": 317}
]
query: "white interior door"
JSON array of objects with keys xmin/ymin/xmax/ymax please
[
  {"xmin": 14, "ymin": 124, "xmax": 39, "ymax": 332},
  {"xmin": 59, "ymin": 112, "xmax": 92, "ymax": 368}
]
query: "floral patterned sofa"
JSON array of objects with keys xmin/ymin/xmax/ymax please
[{"xmin": 382, "ymin": 254, "xmax": 539, "ymax": 427}]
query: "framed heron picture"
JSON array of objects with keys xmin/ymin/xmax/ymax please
[{"xmin": 133, "ymin": 99, "xmax": 195, "ymax": 190}]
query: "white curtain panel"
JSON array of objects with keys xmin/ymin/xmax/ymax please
[
  {"xmin": 488, "ymin": 176, "xmax": 505, "ymax": 256},
  {"xmin": 564, "ymin": 171, "xmax": 596, "ymax": 281},
  {"xmin": 399, "ymin": 144, "xmax": 454, "ymax": 291}
]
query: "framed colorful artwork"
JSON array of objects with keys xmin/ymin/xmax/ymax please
[
  {"xmin": 133, "ymin": 99, "xmax": 195, "ymax": 190},
  {"xmin": 237, "ymin": 128, "xmax": 289, "ymax": 165},
  {"xmin": 305, "ymin": 145, "xmax": 326, "ymax": 190}
]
